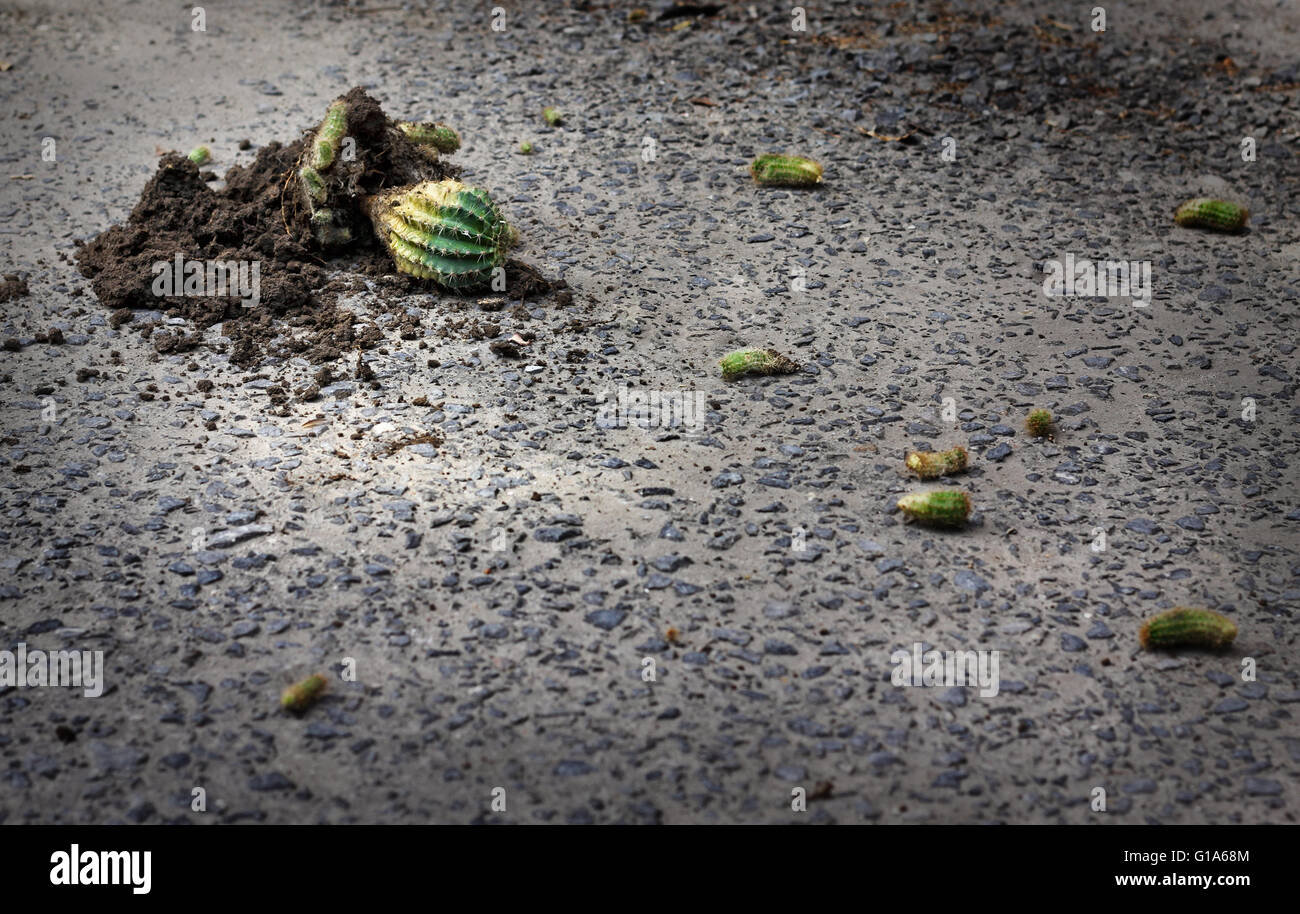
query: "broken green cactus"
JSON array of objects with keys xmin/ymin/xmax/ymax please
[
  {"xmin": 897, "ymin": 489, "xmax": 971, "ymax": 528},
  {"xmin": 187, "ymin": 145, "xmax": 211, "ymax": 166},
  {"xmin": 1139, "ymin": 608, "xmax": 1237, "ymax": 650},
  {"xmin": 397, "ymin": 121, "xmax": 462, "ymax": 154},
  {"xmin": 719, "ymin": 348, "xmax": 799, "ymax": 380},
  {"xmin": 750, "ymin": 154, "xmax": 823, "ymax": 187},
  {"xmin": 364, "ymin": 179, "xmax": 511, "ymax": 291},
  {"xmin": 542, "ymin": 107, "xmax": 563, "ymax": 127},
  {"xmin": 311, "ymin": 100, "xmax": 348, "ymax": 170},
  {"xmin": 1174, "ymin": 198, "xmax": 1249, "ymax": 233},
  {"xmin": 905, "ymin": 446, "xmax": 968, "ymax": 480}
]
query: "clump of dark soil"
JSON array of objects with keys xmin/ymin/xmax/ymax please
[
  {"xmin": 75, "ymin": 88, "xmax": 565, "ymax": 368},
  {"xmin": 0, "ymin": 274, "xmax": 29, "ymax": 303}
]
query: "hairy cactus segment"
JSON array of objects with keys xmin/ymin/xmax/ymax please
[
  {"xmin": 365, "ymin": 179, "xmax": 510, "ymax": 290},
  {"xmin": 281, "ymin": 673, "xmax": 328, "ymax": 712},
  {"xmin": 905, "ymin": 446, "xmax": 968, "ymax": 479},
  {"xmin": 1139, "ymin": 608, "xmax": 1237, "ymax": 650},
  {"xmin": 1025, "ymin": 408, "xmax": 1053, "ymax": 437},
  {"xmin": 1174, "ymin": 198, "xmax": 1249, "ymax": 232},
  {"xmin": 750, "ymin": 154, "xmax": 823, "ymax": 187},
  {"xmin": 311, "ymin": 100, "xmax": 348, "ymax": 170},
  {"xmin": 397, "ymin": 121, "xmax": 461, "ymax": 153},
  {"xmin": 298, "ymin": 165, "xmax": 326, "ymax": 205},
  {"xmin": 719, "ymin": 347, "xmax": 800, "ymax": 380},
  {"xmin": 897, "ymin": 489, "xmax": 971, "ymax": 528}
]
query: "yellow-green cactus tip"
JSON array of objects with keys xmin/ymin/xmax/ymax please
[
  {"xmin": 519, "ymin": 141, "xmax": 534, "ymax": 155},
  {"xmin": 719, "ymin": 347, "xmax": 800, "ymax": 381},
  {"xmin": 1173, "ymin": 198, "xmax": 1249, "ymax": 233},
  {"xmin": 1025, "ymin": 408, "xmax": 1054, "ymax": 438},
  {"xmin": 896, "ymin": 489, "xmax": 971, "ymax": 528},
  {"xmin": 542, "ymin": 107, "xmax": 563, "ymax": 127},
  {"xmin": 750, "ymin": 154, "xmax": 823, "ymax": 187},
  {"xmin": 281, "ymin": 673, "xmax": 328, "ymax": 712},
  {"xmin": 187, "ymin": 145, "xmax": 211, "ymax": 166},
  {"xmin": 1139, "ymin": 608, "xmax": 1237, "ymax": 650},
  {"xmin": 904, "ymin": 446, "xmax": 969, "ymax": 479}
]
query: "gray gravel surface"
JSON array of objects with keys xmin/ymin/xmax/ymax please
[{"xmin": 0, "ymin": 0, "xmax": 1298, "ymax": 823}]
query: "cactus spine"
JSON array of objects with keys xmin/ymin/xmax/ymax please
[
  {"xmin": 750, "ymin": 154, "xmax": 823, "ymax": 187},
  {"xmin": 1174, "ymin": 198, "xmax": 1249, "ymax": 232},
  {"xmin": 905, "ymin": 446, "xmax": 968, "ymax": 479},
  {"xmin": 364, "ymin": 179, "xmax": 511, "ymax": 291},
  {"xmin": 719, "ymin": 347, "xmax": 799, "ymax": 380},
  {"xmin": 1139, "ymin": 608, "xmax": 1237, "ymax": 650},
  {"xmin": 281, "ymin": 673, "xmax": 328, "ymax": 712},
  {"xmin": 1025, "ymin": 408, "xmax": 1053, "ymax": 438},
  {"xmin": 897, "ymin": 489, "xmax": 971, "ymax": 527}
]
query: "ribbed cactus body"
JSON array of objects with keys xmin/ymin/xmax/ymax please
[
  {"xmin": 311, "ymin": 100, "xmax": 348, "ymax": 170},
  {"xmin": 365, "ymin": 179, "xmax": 510, "ymax": 290},
  {"xmin": 751, "ymin": 154, "xmax": 823, "ymax": 187},
  {"xmin": 1025, "ymin": 408, "xmax": 1053, "ymax": 438},
  {"xmin": 281, "ymin": 673, "xmax": 328, "ymax": 712},
  {"xmin": 719, "ymin": 347, "xmax": 799, "ymax": 380},
  {"xmin": 905, "ymin": 446, "xmax": 968, "ymax": 479},
  {"xmin": 1139, "ymin": 608, "xmax": 1237, "ymax": 650},
  {"xmin": 897, "ymin": 489, "xmax": 971, "ymax": 527},
  {"xmin": 1174, "ymin": 198, "xmax": 1248, "ymax": 232},
  {"xmin": 397, "ymin": 121, "xmax": 461, "ymax": 153}
]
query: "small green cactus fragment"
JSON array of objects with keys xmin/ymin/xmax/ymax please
[
  {"xmin": 311, "ymin": 100, "xmax": 348, "ymax": 171},
  {"xmin": 187, "ymin": 145, "xmax": 211, "ymax": 166},
  {"xmin": 719, "ymin": 347, "xmax": 800, "ymax": 380},
  {"xmin": 897, "ymin": 489, "xmax": 971, "ymax": 528},
  {"xmin": 905, "ymin": 446, "xmax": 968, "ymax": 480},
  {"xmin": 397, "ymin": 121, "xmax": 461, "ymax": 153},
  {"xmin": 1025, "ymin": 408, "xmax": 1053, "ymax": 437},
  {"xmin": 518, "ymin": 141, "xmax": 534, "ymax": 155},
  {"xmin": 1174, "ymin": 198, "xmax": 1249, "ymax": 233},
  {"xmin": 542, "ymin": 107, "xmax": 563, "ymax": 127},
  {"xmin": 298, "ymin": 165, "xmax": 327, "ymax": 205},
  {"xmin": 364, "ymin": 179, "xmax": 511, "ymax": 291},
  {"xmin": 1139, "ymin": 608, "xmax": 1237, "ymax": 650},
  {"xmin": 281, "ymin": 673, "xmax": 328, "ymax": 712},
  {"xmin": 750, "ymin": 153, "xmax": 823, "ymax": 187}
]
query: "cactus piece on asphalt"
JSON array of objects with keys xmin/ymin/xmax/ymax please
[
  {"xmin": 281, "ymin": 673, "xmax": 328, "ymax": 712},
  {"xmin": 396, "ymin": 121, "xmax": 461, "ymax": 154},
  {"xmin": 542, "ymin": 107, "xmax": 563, "ymax": 127},
  {"xmin": 364, "ymin": 179, "xmax": 511, "ymax": 291},
  {"xmin": 518, "ymin": 141, "xmax": 534, "ymax": 155},
  {"xmin": 897, "ymin": 489, "xmax": 971, "ymax": 528},
  {"xmin": 1025, "ymin": 408, "xmax": 1053, "ymax": 438},
  {"xmin": 750, "ymin": 153, "xmax": 823, "ymax": 187},
  {"xmin": 719, "ymin": 347, "xmax": 800, "ymax": 380},
  {"xmin": 1139, "ymin": 608, "xmax": 1237, "ymax": 650},
  {"xmin": 1174, "ymin": 198, "xmax": 1249, "ymax": 233},
  {"xmin": 187, "ymin": 145, "xmax": 211, "ymax": 166},
  {"xmin": 905, "ymin": 446, "xmax": 968, "ymax": 480},
  {"xmin": 311, "ymin": 99, "xmax": 348, "ymax": 171}
]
